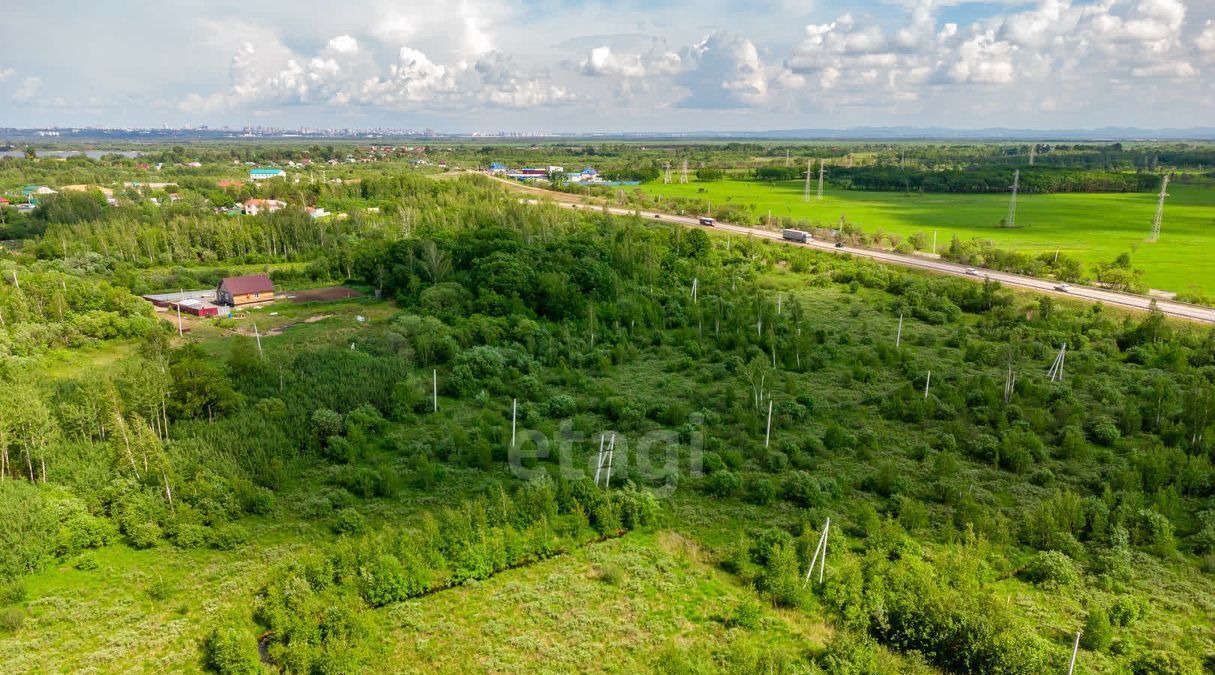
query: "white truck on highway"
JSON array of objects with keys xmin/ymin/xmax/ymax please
[{"xmin": 781, "ymin": 228, "xmax": 811, "ymax": 243}]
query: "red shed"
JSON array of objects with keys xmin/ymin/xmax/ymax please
[{"xmin": 173, "ymin": 299, "xmax": 219, "ymax": 317}]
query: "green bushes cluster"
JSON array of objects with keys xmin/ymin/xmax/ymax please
[{"xmin": 254, "ymin": 477, "xmax": 660, "ymax": 671}]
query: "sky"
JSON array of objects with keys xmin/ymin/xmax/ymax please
[{"xmin": 1, "ymin": 0, "xmax": 1214, "ymax": 132}]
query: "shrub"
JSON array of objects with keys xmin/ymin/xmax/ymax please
[
  {"xmin": 1108, "ymin": 595, "xmax": 1149, "ymax": 627},
  {"xmin": 1130, "ymin": 650, "xmax": 1202, "ymax": 675},
  {"xmin": 210, "ymin": 524, "xmax": 251, "ymax": 551},
  {"xmin": 1080, "ymin": 607, "xmax": 1113, "ymax": 652},
  {"xmin": 332, "ymin": 508, "xmax": 365, "ymax": 536},
  {"xmin": 311, "ymin": 408, "xmax": 344, "ymax": 440},
  {"xmin": 170, "ymin": 523, "xmax": 211, "ymax": 549},
  {"xmin": 1088, "ymin": 417, "xmax": 1121, "ymax": 447},
  {"xmin": 359, "ymin": 554, "xmax": 430, "ymax": 607},
  {"xmin": 1190, "ymin": 510, "xmax": 1215, "ymax": 554},
  {"xmin": 1132, "ymin": 509, "xmax": 1175, "ymax": 557},
  {"xmin": 544, "ymin": 394, "xmax": 577, "ymax": 418},
  {"xmin": 0, "ymin": 582, "xmax": 27, "ymax": 605},
  {"xmin": 203, "ymin": 621, "xmax": 261, "ymax": 675},
  {"xmin": 125, "ymin": 522, "xmax": 162, "ymax": 549},
  {"xmin": 782, "ymin": 471, "xmax": 826, "ymax": 508},
  {"xmin": 1023, "ymin": 550, "xmax": 1081, "ymax": 588},
  {"xmin": 725, "ymin": 597, "xmax": 763, "ymax": 629},
  {"xmin": 243, "ymin": 488, "xmax": 276, "ymax": 515},
  {"xmin": 598, "ymin": 563, "xmax": 625, "ymax": 586},
  {"xmin": 817, "ymin": 632, "xmax": 880, "ymax": 674},
  {"xmin": 743, "ymin": 477, "xmax": 777, "ymax": 505},
  {"xmin": 74, "ymin": 552, "xmax": 99, "ymax": 571},
  {"xmin": 756, "ymin": 542, "xmax": 804, "ymax": 607},
  {"xmin": 0, "ymin": 607, "xmax": 25, "ymax": 634},
  {"xmin": 55, "ymin": 510, "xmax": 117, "ymax": 555},
  {"xmin": 762, "ymin": 451, "xmax": 789, "ymax": 473},
  {"xmin": 823, "ymin": 424, "xmax": 856, "ymax": 451},
  {"xmin": 0, "ymin": 482, "xmax": 55, "ymax": 579},
  {"xmin": 704, "ymin": 470, "xmax": 741, "ymax": 498},
  {"xmin": 146, "ymin": 576, "xmax": 175, "ymax": 602},
  {"xmin": 323, "ymin": 435, "xmax": 358, "ymax": 463}
]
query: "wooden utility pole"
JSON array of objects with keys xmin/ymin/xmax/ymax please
[
  {"xmin": 510, "ymin": 398, "xmax": 517, "ymax": 449},
  {"xmin": 803, "ymin": 517, "xmax": 831, "ymax": 586},
  {"xmin": 1067, "ymin": 630, "xmax": 1082, "ymax": 675},
  {"xmin": 432, "ymin": 369, "xmax": 438, "ymax": 412},
  {"xmin": 896, "ymin": 313, "xmax": 904, "ymax": 348}
]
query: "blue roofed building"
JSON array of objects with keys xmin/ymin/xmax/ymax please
[{"xmin": 249, "ymin": 168, "xmax": 287, "ymax": 181}]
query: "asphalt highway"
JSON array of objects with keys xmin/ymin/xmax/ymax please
[{"xmin": 520, "ymin": 197, "xmax": 1215, "ymax": 324}]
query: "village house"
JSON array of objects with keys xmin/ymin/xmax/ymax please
[
  {"xmin": 22, "ymin": 185, "xmax": 57, "ymax": 198},
  {"xmin": 243, "ymin": 198, "xmax": 287, "ymax": 216},
  {"xmin": 216, "ymin": 274, "xmax": 275, "ymax": 306},
  {"xmin": 249, "ymin": 168, "xmax": 287, "ymax": 181},
  {"xmin": 0, "ymin": 197, "xmax": 10, "ymax": 206}
]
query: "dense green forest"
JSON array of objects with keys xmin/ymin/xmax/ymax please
[{"xmin": 0, "ymin": 151, "xmax": 1213, "ymax": 673}]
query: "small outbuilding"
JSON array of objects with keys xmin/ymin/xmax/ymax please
[
  {"xmin": 217, "ymin": 274, "xmax": 275, "ymax": 306},
  {"xmin": 172, "ymin": 298, "xmax": 220, "ymax": 317}
]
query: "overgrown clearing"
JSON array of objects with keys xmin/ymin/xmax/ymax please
[{"xmin": 1, "ymin": 149, "xmax": 1214, "ymax": 674}]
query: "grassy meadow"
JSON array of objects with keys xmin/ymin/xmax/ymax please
[{"xmin": 638, "ymin": 179, "xmax": 1215, "ymax": 296}]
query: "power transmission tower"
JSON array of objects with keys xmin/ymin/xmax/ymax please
[
  {"xmin": 1006, "ymin": 169, "xmax": 1019, "ymax": 227},
  {"xmin": 1148, "ymin": 174, "xmax": 1169, "ymax": 242},
  {"xmin": 785, "ymin": 149, "xmax": 790, "ymax": 167},
  {"xmin": 817, "ymin": 159, "xmax": 825, "ymax": 200},
  {"xmin": 803, "ymin": 159, "xmax": 812, "ymax": 202},
  {"xmin": 1028, "ymin": 145, "xmax": 1036, "ymax": 165},
  {"xmin": 663, "ymin": 161, "xmax": 671, "ymax": 184},
  {"xmin": 680, "ymin": 160, "xmax": 689, "ymax": 184}
]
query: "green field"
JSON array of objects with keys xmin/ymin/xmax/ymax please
[{"xmin": 639, "ymin": 179, "xmax": 1215, "ymax": 296}]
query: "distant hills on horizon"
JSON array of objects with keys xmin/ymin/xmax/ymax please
[{"xmin": 3, "ymin": 125, "xmax": 1215, "ymax": 143}]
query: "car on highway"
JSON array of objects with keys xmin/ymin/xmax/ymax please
[
  {"xmin": 653, "ymin": 214, "xmax": 661, "ymax": 219},
  {"xmin": 834, "ymin": 242, "xmax": 844, "ymax": 248},
  {"xmin": 966, "ymin": 267, "xmax": 979, "ymax": 276},
  {"xmin": 1055, "ymin": 283, "xmax": 1070, "ymax": 292},
  {"xmin": 698, "ymin": 217, "xmax": 715, "ymax": 226}
]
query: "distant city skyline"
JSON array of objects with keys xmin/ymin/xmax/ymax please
[{"xmin": 2, "ymin": 0, "xmax": 1213, "ymax": 132}]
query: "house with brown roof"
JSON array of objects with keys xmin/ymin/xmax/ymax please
[{"xmin": 217, "ymin": 274, "xmax": 275, "ymax": 306}]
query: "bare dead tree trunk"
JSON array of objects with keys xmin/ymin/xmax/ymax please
[
  {"xmin": 113, "ymin": 409, "xmax": 141, "ymax": 481},
  {"xmin": 162, "ymin": 471, "xmax": 173, "ymax": 508}
]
